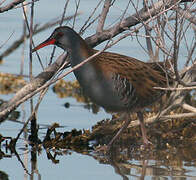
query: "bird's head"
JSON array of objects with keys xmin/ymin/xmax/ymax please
[{"xmin": 33, "ymin": 26, "xmax": 79, "ymax": 52}]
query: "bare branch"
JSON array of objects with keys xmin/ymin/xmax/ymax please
[
  {"xmin": 128, "ymin": 112, "xmax": 196, "ymax": 128},
  {"xmin": 0, "ymin": 0, "xmax": 25, "ymax": 13},
  {"xmin": 182, "ymin": 103, "xmax": 196, "ymax": 113},
  {"xmin": 86, "ymin": 0, "xmax": 183, "ymax": 47},
  {"xmin": 177, "ymin": 4, "xmax": 196, "ymax": 26},
  {"xmin": 96, "ymin": 0, "xmax": 111, "ymax": 33},
  {"xmin": 0, "ymin": 53, "xmax": 68, "ymax": 121}
]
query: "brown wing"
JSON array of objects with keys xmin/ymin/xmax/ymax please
[{"xmin": 93, "ymin": 51, "xmax": 168, "ymax": 99}]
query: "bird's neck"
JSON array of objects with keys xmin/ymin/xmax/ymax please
[{"xmin": 69, "ymin": 38, "xmax": 93, "ymax": 66}]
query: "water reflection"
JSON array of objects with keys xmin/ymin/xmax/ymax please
[
  {"xmin": 92, "ymin": 147, "xmax": 196, "ymax": 180},
  {"xmin": 108, "ymin": 157, "xmax": 148, "ymax": 180},
  {"xmin": 0, "ymin": 92, "xmax": 196, "ymax": 179},
  {"xmin": 0, "ymin": 134, "xmax": 195, "ymax": 180}
]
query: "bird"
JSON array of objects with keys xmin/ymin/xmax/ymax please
[{"xmin": 33, "ymin": 26, "xmax": 171, "ymax": 151}]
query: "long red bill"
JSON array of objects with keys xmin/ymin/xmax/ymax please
[{"xmin": 32, "ymin": 38, "xmax": 56, "ymax": 52}]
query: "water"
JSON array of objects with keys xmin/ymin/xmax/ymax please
[{"xmin": 0, "ymin": 0, "xmax": 195, "ymax": 179}]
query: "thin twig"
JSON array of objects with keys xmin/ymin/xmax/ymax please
[
  {"xmin": 143, "ymin": 0, "xmax": 154, "ymax": 61},
  {"xmin": 29, "ymin": 0, "xmax": 34, "ymax": 79},
  {"xmin": 49, "ymin": 0, "xmax": 70, "ymax": 64},
  {"xmin": 0, "ymin": 31, "xmax": 14, "ymax": 49},
  {"xmin": 154, "ymin": 86, "xmax": 196, "ymax": 91},
  {"xmin": 0, "ymin": 0, "xmax": 6, "ymax": 6},
  {"xmin": 22, "ymin": 1, "xmax": 44, "ymax": 70},
  {"xmin": 59, "ymin": 0, "xmax": 70, "ymax": 26},
  {"xmin": 173, "ymin": 8, "xmax": 181, "ymax": 84},
  {"xmin": 15, "ymin": 88, "xmax": 48, "ymax": 142},
  {"xmin": 172, "ymin": 8, "xmax": 193, "ymax": 87},
  {"xmin": 0, "ymin": 14, "xmax": 80, "ymax": 60},
  {"xmin": 73, "ymin": 0, "xmax": 80, "ymax": 28},
  {"xmin": 177, "ymin": 4, "xmax": 196, "ymax": 26},
  {"xmin": 79, "ymin": 0, "xmax": 103, "ymax": 35},
  {"xmin": 20, "ymin": 2, "xmax": 27, "ymax": 75}
]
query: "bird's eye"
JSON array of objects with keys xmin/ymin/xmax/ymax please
[
  {"xmin": 55, "ymin": 32, "xmax": 63, "ymax": 40},
  {"xmin": 57, "ymin": 32, "xmax": 63, "ymax": 37}
]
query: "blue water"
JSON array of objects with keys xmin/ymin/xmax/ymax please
[{"xmin": 0, "ymin": 0, "xmax": 195, "ymax": 179}]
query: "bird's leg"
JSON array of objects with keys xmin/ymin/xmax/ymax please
[
  {"xmin": 137, "ymin": 111, "xmax": 152, "ymax": 146},
  {"xmin": 96, "ymin": 113, "xmax": 130, "ymax": 153},
  {"xmin": 107, "ymin": 113, "xmax": 131, "ymax": 151}
]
